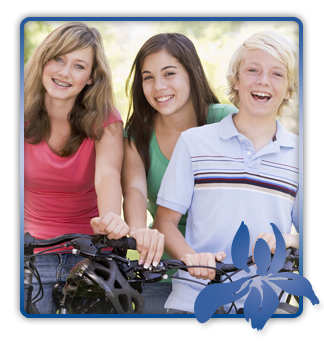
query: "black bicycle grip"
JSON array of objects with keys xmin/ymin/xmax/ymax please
[{"xmin": 101, "ymin": 236, "xmax": 137, "ymax": 250}]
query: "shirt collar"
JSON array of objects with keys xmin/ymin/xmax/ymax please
[
  {"xmin": 219, "ymin": 113, "xmax": 297, "ymax": 149},
  {"xmin": 275, "ymin": 119, "xmax": 298, "ymax": 148}
]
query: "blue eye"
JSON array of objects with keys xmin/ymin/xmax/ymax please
[
  {"xmin": 75, "ymin": 64, "xmax": 84, "ymax": 70},
  {"xmin": 54, "ymin": 57, "xmax": 63, "ymax": 63}
]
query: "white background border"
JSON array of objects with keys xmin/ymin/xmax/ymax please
[{"xmin": 4, "ymin": 1, "xmax": 323, "ymax": 340}]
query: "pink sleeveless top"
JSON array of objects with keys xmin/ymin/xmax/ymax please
[{"xmin": 24, "ymin": 111, "xmax": 122, "ymax": 250}]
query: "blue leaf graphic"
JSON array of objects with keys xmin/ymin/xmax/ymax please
[
  {"xmin": 251, "ymin": 280, "xmax": 279, "ymax": 330},
  {"xmin": 231, "ymin": 221, "xmax": 250, "ymax": 273},
  {"xmin": 244, "ymin": 286, "xmax": 262, "ymax": 323},
  {"xmin": 194, "ymin": 222, "xmax": 320, "ymax": 330},
  {"xmin": 269, "ymin": 272, "xmax": 320, "ymax": 305},
  {"xmin": 268, "ymin": 223, "xmax": 287, "ymax": 274},
  {"xmin": 244, "ymin": 281, "xmax": 279, "ymax": 330},
  {"xmin": 195, "ymin": 276, "xmax": 251, "ymax": 323},
  {"xmin": 254, "ymin": 238, "xmax": 271, "ymax": 276}
]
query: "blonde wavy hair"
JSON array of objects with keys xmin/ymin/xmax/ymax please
[
  {"xmin": 24, "ymin": 22, "xmax": 116, "ymax": 156},
  {"xmin": 226, "ymin": 31, "xmax": 298, "ymax": 116}
]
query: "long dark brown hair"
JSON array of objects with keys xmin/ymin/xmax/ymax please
[
  {"xmin": 125, "ymin": 33, "xmax": 219, "ymax": 174},
  {"xmin": 24, "ymin": 22, "xmax": 116, "ymax": 156}
]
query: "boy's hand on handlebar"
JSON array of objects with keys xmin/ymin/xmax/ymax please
[
  {"xmin": 90, "ymin": 213, "xmax": 130, "ymax": 239},
  {"xmin": 181, "ymin": 252, "xmax": 226, "ymax": 280},
  {"xmin": 129, "ymin": 228, "xmax": 164, "ymax": 269},
  {"xmin": 252, "ymin": 232, "xmax": 299, "ymax": 261}
]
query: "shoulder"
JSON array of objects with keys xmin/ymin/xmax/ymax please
[
  {"xmin": 276, "ymin": 120, "xmax": 299, "ymax": 149},
  {"xmin": 104, "ymin": 108, "xmax": 123, "ymax": 127},
  {"xmin": 181, "ymin": 121, "xmax": 220, "ymax": 146},
  {"xmin": 273, "ymin": 121, "xmax": 299, "ymax": 171},
  {"xmin": 207, "ymin": 103, "xmax": 238, "ymax": 123},
  {"xmin": 181, "ymin": 113, "xmax": 235, "ymax": 150}
]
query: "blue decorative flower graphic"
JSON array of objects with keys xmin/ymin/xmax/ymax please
[{"xmin": 194, "ymin": 222, "xmax": 319, "ymax": 330}]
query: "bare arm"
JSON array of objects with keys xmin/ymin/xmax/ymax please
[
  {"xmin": 153, "ymin": 206, "xmax": 193, "ymax": 259},
  {"xmin": 122, "ymin": 138, "xmax": 148, "ymax": 229},
  {"xmin": 91, "ymin": 122, "xmax": 129, "ymax": 239},
  {"xmin": 121, "ymin": 138, "xmax": 164, "ymax": 267},
  {"xmin": 153, "ymin": 206, "xmax": 225, "ymax": 280}
]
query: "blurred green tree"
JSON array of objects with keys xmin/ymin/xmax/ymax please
[{"xmin": 23, "ymin": 20, "xmax": 299, "ymax": 134}]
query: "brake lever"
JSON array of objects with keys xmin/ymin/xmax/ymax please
[
  {"xmin": 131, "ymin": 260, "xmax": 184, "ymax": 283},
  {"xmin": 69, "ymin": 237, "xmax": 101, "ymax": 257},
  {"xmin": 119, "ymin": 261, "xmax": 163, "ymax": 283}
]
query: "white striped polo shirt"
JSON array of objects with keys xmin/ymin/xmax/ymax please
[{"xmin": 157, "ymin": 113, "xmax": 299, "ymax": 313}]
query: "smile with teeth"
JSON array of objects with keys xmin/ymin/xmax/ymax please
[
  {"xmin": 52, "ymin": 78, "xmax": 72, "ymax": 87},
  {"xmin": 251, "ymin": 91, "xmax": 272, "ymax": 101},
  {"xmin": 156, "ymin": 95, "xmax": 174, "ymax": 103}
]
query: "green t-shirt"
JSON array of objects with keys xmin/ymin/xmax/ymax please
[
  {"xmin": 124, "ymin": 103, "xmax": 238, "ymax": 281},
  {"xmin": 147, "ymin": 103, "xmax": 238, "ymax": 229}
]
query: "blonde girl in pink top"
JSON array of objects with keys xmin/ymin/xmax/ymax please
[{"xmin": 24, "ymin": 22, "xmax": 129, "ymax": 313}]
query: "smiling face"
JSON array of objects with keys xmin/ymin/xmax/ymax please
[
  {"xmin": 234, "ymin": 49, "xmax": 290, "ymax": 120},
  {"xmin": 141, "ymin": 49, "xmax": 193, "ymax": 118},
  {"xmin": 42, "ymin": 46, "xmax": 94, "ymax": 107}
]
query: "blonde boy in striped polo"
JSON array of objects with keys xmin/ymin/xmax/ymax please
[{"xmin": 154, "ymin": 31, "xmax": 299, "ymax": 314}]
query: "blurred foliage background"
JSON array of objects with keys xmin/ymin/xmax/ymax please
[{"xmin": 24, "ymin": 19, "xmax": 299, "ymax": 134}]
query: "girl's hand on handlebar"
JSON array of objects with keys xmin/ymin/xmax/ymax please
[
  {"xmin": 129, "ymin": 228, "xmax": 164, "ymax": 269},
  {"xmin": 90, "ymin": 212, "xmax": 130, "ymax": 239},
  {"xmin": 181, "ymin": 252, "xmax": 226, "ymax": 280}
]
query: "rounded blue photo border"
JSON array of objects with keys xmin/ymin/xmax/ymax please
[{"xmin": 20, "ymin": 16, "xmax": 303, "ymax": 319}]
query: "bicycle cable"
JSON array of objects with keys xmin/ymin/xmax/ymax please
[
  {"xmin": 25, "ymin": 262, "xmax": 44, "ymax": 303},
  {"xmin": 24, "ymin": 244, "xmax": 72, "ymax": 259}
]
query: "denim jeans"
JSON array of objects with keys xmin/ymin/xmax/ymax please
[
  {"xmin": 140, "ymin": 282, "xmax": 172, "ymax": 314},
  {"xmin": 166, "ymin": 309, "xmax": 194, "ymax": 314},
  {"xmin": 166, "ymin": 306, "xmax": 227, "ymax": 315},
  {"xmin": 31, "ymin": 253, "xmax": 84, "ymax": 314}
]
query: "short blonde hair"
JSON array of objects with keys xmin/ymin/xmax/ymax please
[{"xmin": 226, "ymin": 31, "xmax": 298, "ymax": 116}]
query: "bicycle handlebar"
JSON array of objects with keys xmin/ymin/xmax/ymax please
[
  {"xmin": 127, "ymin": 247, "xmax": 299, "ymax": 284},
  {"xmin": 24, "ymin": 232, "xmax": 137, "ymax": 256},
  {"xmin": 23, "ymin": 233, "xmax": 299, "ymax": 315},
  {"xmin": 24, "ymin": 232, "xmax": 299, "ymax": 284}
]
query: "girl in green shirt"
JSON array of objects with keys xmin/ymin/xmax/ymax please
[{"xmin": 122, "ymin": 33, "xmax": 238, "ymax": 314}]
